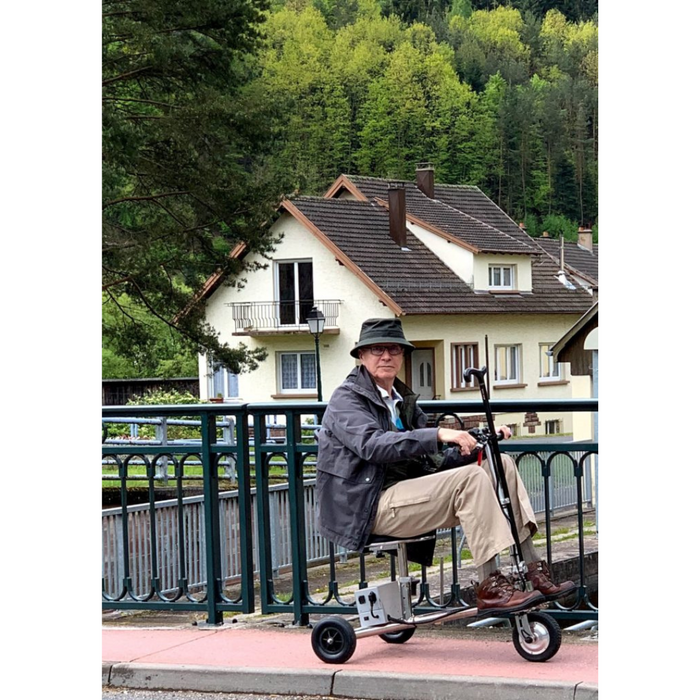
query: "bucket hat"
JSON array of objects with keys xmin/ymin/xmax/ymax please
[{"xmin": 350, "ymin": 318, "xmax": 415, "ymax": 358}]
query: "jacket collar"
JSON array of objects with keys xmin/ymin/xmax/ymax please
[{"xmin": 346, "ymin": 365, "xmax": 417, "ymax": 408}]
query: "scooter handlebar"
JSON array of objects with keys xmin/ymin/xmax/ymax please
[{"xmin": 468, "ymin": 427, "xmax": 505, "ymax": 445}]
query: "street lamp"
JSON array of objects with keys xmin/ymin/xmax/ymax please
[{"xmin": 306, "ymin": 306, "xmax": 325, "ymax": 401}]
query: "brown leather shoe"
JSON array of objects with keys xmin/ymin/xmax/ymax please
[
  {"xmin": 525, "ymin": 560, "xmax": 576, "ymax": 601},
  {"xmin": 476, "ymin": 571, "xmax": 544, "ymax": 615}
]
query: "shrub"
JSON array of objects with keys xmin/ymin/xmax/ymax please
[{"xmin": 119, "ymin": 388, "xmax": 203, "ymax": 441}]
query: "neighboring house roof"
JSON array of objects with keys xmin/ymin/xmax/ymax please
[
  {"xmin": 330, "ymin": 175, "xmax": 536, "ymax": 254},
  {"xmin": 550, "ymin": 301, "xmax": 599, "ymax": 376},
  {"xmin": 287, "ymin": 196, "xmax": 593, "ymax": 316},
  {"xmin": 533, "ymin": 236, "xmax": 598, "ymax": 285}
]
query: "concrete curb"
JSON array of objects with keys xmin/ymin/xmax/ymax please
[
  {"xmin": 332, "ymin": 671, "xmax": 597, "ymax": 700},
  {"xmin": 103, "ymin": 663, "xmax": 598, "ymax": 700},
  {"xmin": 107, "ymin": 664, "xmax": 336, "ymax": 696}
]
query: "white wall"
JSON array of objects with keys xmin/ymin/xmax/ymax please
[
  {"xmin": 407, "ymin": 222, "xmax": 475, "ymax": 286},
  {"xmin": 202, "ymin": 213, "xmax": 391, "ymax": 403},
  {"xmin": 401, "ymin": 313, "xmax": 582, "ymax": 435}
]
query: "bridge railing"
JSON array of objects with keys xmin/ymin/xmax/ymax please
[{"xmin": 102, "ymin": 399, "xmax": 598, "ymax": 626}]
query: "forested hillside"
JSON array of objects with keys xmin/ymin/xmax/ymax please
[
  {"xmin": 260, "ymin": 0, "xmax": 597, "ymax": 239},
  {"xmin": 102, "ymin": 0, "xmax": 597, "ymax": 379}
]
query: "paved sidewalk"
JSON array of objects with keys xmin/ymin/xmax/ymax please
[{"xmin": 102, "ymin": 621, "xmax": 598, "ymax": 700}]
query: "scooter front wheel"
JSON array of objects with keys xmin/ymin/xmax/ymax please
[
  {"xmin": 512, "ymin": 611, "xmax": 561, "ymax": 662},
  {"xmin": 311, "ymin": 616, "xmax": 357, "ymax": 664},
  {"xmin": 379, "ymin": 627, "xmax": 416, "ymax": 644}
]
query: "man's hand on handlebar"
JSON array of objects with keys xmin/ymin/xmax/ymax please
[
  {"xmin": 437, "ymin": 428, "xmax": 478, "ymax": 456},
  {"xmin": 438, "ymin": 425, "xmax": 512, "ymax": 456},
  {"xmin": 497, "ymin": 425, "xmax": 512, "ymax": 440}
]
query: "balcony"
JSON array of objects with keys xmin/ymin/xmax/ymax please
[{"xmin": 226, "ymin": 299, "xmax": 341, "ymax": 335}]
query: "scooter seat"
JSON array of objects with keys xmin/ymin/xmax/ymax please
[{"xmin": 365, "ymin": 534, "xmax": 435, "ymax": 554}]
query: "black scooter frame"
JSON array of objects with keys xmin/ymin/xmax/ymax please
[{"xmin": 464, "ymin": 366, "xmax": 529, "ymax": 585}]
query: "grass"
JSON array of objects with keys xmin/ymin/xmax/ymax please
[{"xmin": 102, "ymin": 461, "xmax": 294, "ymax": 490}]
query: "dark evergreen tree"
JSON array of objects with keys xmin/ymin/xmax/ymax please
[
  {"xmin": 103, "ymin": 0, "xmax": 287, "ymax": 375},
  {"xmin": 469, "ymin": 1, "xmax": 597, "ymax": 22},
  {"xmin": 551, "ymin": 159, "xmax": 580, "ymax": 221}
]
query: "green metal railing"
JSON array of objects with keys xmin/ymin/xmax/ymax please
[
  {"xmin": 102, "ymin": 404, "xmax": 255, "ymax": 622},
  {"xmin": 102, "ymin": 399, "xmax": 598, "ymax": 627}
]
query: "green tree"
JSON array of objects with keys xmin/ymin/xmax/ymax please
[
  {"xmin": 102, "ymin": 0, "xmax": 284, "ymax": 375},
  {"xmin": 312, "ymin": 0, "xmax": 360, "ymax": 28},
  {"xmin": 329, "ymin": 10, "xmax": 405, "ymax": 158},
  {"xmin": 453, "ymin": 6, "xmax": 531, "ymax": 88},
  {"xmin": 256, "ymin": 5, "xmax": 353, "ymax": 192},
  {"xmin": 102, "ymin": 292, "xmax": 198, "ymax": 378},
  {"xmin": 355, "ymin": 24, "xmax": 475, "ymax": 179}
]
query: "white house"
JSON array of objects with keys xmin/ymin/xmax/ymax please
[{"xmin": 195, "ymin": 166, "xmax": 598, "ymax": 438}]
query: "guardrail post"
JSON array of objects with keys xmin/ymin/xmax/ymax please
[
  {"xmin": 201, "ymin": 410, "xmax": 224, "ymax": 625},
  {"xmin": 235, "ymin": 406, "xmax": 255, "ymax": 613},
  {"xmin": 253, "ymin": 411, "xmax": 275, "ymax": 614},
  {"xmin": 270, "ymin": 494, "xmax": 280, "ymax": 579},
  {"xmin": 287, "ymin": 409, "xmax": 310, "ymax": 627},
  {"xmin": 155, "ymin": 416, "xmax": 168, "ymax": 483},
  {"xmin": 222, "ymin": 416, "xmax": 237, "ymax": 484}
]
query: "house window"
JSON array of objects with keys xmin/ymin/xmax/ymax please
[
  {"xmin": 494, "ymin": 344, "xmax": 520, "ymax": 384},
  {"xmin": 276, "ymin": 260, "xmax": 314, "ymax": 325},
  {"xmin": 545, "ymin": 420, "xmax": 561, "ymax": 435},
  {"xmin": 451, "ymin": 342, "xmax": 479, "ymax": 390},
  {"xmin": 210, "ymin": 362, "xmax": 239, "ymax": 400},
  {"xmin": 488, "ymin": 265, "xmax": 516, "ymax": 289},
  {"xmin": 539, "ymin": 344, "xmax": 562, "ymax": 381},
  {"xmin": 278, "ymin": 352, "xmax": 317, "ymax": 394}
]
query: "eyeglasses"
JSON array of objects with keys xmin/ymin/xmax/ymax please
[{"xmin": 366, "ymin": 344, "xmax": 404, "ymax": 356}]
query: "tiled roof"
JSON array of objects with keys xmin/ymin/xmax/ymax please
[
  {"xmin": 433, "ymin": 183, "xmax": 530, "ymax": 242},
  {"xmin": 291, "ymin": 197, "xmax": 470, "ymax": 313},
  {"xmin": 344, "ymin": 175, "xmax": 535, "ymax": 252},
  {"xmin": 289, "ymin": 196, "xmax": 593, "ymax": 315},
  {"xmin": 533, "ymin": 237, "xmax": 598, "ymax": 284}
]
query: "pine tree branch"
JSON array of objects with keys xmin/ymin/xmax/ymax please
[
  {"xmin": 102, "ymin": 274, "xmax": 134, "ymax": 291},
  {"xmin": 103, "ymin": 97, "xmax": 177, "ymax": 109},
  {"xmin": 103, "ymin": 191, "xmax": 191, "ymax": 209},
  {"xmin": 103, "ymin": 66, "xmax": 153, "ymax": 87}
]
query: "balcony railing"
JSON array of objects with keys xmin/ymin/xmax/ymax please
[{"xmin": 226, "ymin": 299, "xmax": 341, "ymax": 333}]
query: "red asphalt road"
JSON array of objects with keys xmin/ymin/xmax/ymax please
[{"xmin": 103, "ymin": 626, "xmax": 598, "ymax": 684}]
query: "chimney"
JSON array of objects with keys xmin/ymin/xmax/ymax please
[
  {"xmin": 559, "ymin": 235, "xmax": 565, "ymax": 271},
  {"xmin": 541, "ymin": 231, "xmax": 549, "ymax": 238},
  {"xmin": 415, "ymin": 162, "xmax": 434, "ymax": 199},
  {"xmin": 578, "ymin": 226, "xmax": 593, "ymax": 252},
  {"xmin": 388, "ymin": 186, "xmax": 407, "ymax": 248}
]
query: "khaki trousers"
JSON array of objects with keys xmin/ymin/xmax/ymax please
[{"xmin": 371, "ymin": 455, "xmax": 538, "ymax": 567}]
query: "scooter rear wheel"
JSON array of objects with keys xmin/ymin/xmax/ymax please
[
  {"xmin": 512, "ymin": 611, "xmax": 561, "ymax": 662},
  {"xmin": 311, "ymin": 616, "xmax": 357, "ymax": 664},
  {"xmin": 379, "ymin": 627, "xmax": 416, "ymax": 644}
]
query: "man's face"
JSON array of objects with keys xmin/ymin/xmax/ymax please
[{"xmin": 358, "ymin": 344, "xmax": 405, "ymax": 388}]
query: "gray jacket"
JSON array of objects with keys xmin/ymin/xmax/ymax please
[{"xmin": 316, "ymin": 365, "xmax": 472, "ymax": 563}]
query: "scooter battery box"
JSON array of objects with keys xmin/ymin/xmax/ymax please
[{"xmin": 355, "ymin": 581, "xmax": 402, "ymax": 628}]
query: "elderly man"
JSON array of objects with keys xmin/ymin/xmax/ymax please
[{"xmin": 316, "ymin": 318, "xmax": 574, "ymax": 615}]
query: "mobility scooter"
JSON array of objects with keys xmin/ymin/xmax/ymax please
[{"xmin": 310, "ymin": 367, "xmax": 562, "ymax": 664}]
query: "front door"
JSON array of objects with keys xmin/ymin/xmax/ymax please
[{"xmin": 410, "ymin": 348, "xmax": 435, "ymax": 400}]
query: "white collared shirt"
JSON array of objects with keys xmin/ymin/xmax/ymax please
[{"xmin": 378, "ymin": 385, "xmax": 404, "ymax": 429}]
